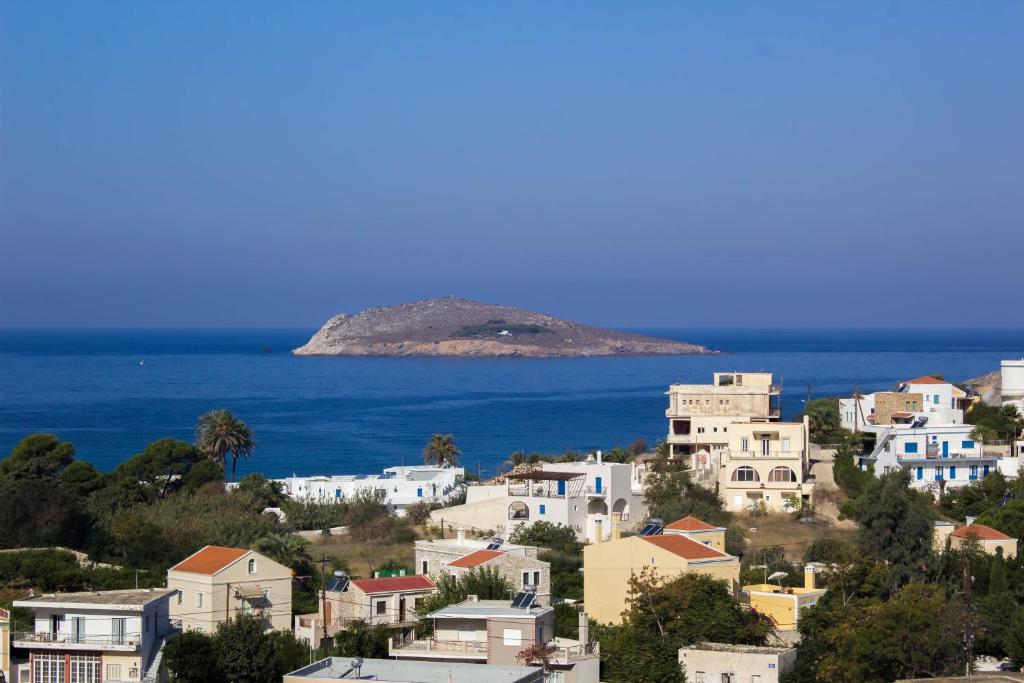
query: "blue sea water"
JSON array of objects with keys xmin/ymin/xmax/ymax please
[{"xmin": 1, "ymin": 328, "xmax": 1022, "ymax": 479}]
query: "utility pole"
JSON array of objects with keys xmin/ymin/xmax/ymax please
[
  {"xmin": 806, "ymin": 384, "xmax": 813, "ymax": 406},
  {"xmin": 964, "ymin": 562, "xmax": 974, "ymax": 676},
  {"xmin": 853, "ymin": 384, "xmax": 860, "ymax": 433},
  {"xmin": 317, "ymin": 555, "xmax": 330, "ymax": 649}
]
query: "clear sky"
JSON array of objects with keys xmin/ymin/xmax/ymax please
[{"xmin": 1, "ymin": 2, "xmax": 1021, "ymax": 328}]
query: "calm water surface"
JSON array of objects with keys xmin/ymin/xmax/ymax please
[{"xmin": 1, "ymin": 328, "xmax": 1022, "ymax": 478}]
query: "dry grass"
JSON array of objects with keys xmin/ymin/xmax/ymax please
[
  {"xmin": 736, "ymin": 512, "xmax": 858, "ymax": 562},
  {"xmin": 308, "ymin": 535, "xmax": 416, "ymax": 579}
]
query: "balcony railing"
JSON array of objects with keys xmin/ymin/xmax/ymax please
[
  {"xmin": 554, "ymin": 641, "xmax": 600, "ymax": 661},
  {"xmin": 727, "ymin": 450, "xmax": 804, "ymax": 460},
  {"xmin": 13, "ymin": 631, "xmax": 142, "ymax": 648},
  {"xmin": 391, "ymin": 637, "xmax": 487, "ymax": 656}
]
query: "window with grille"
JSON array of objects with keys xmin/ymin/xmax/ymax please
[
  {"xmin": 69, "ymin": 654, "xmax": 101, "ymax": 683},
  {"xmin": 33, "ymin": 653, "xmax": 65, "ymax": 683},
  {"xmin": 106, "ymin": 664, "xmax": 123, "ymax": 681}
]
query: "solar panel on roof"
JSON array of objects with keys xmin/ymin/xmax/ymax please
[
  {"xmin": 510, "ymin": 592, "xmax": 536, "ymax": 609},
  {"xmin": 485, "ymin": 538, "xmax": 505, "ymax": 551},
  {"xmin": 638, "ymin": 523, "xmax": 664, "ymax": 536}
]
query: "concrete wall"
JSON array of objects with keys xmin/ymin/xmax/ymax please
[
  {"xmin": 950, "ymin": 535, "xmax": 1018, "ymax": 559},
  {"xmin": 875, "ymin": 392, "xmax": 924, "ymax": 424},
  {"xmin": 679, "ymin": 645, "xmax": 797, "ymax": 683},
  {"xmin": 486, "ymin": 614, "xmax": 550, "ymax": 666}
]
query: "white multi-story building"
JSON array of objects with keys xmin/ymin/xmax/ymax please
[
  {"xmin": 860, "ymin": 423, "xmax": 1001, "ymax": 495},
  {"xmin": 10, "ymin": 588, "xmax": 177, "ymax": 683},
  {"xmin": 432, "ymin": 456, "xmax": 645, "ymax": 543},
  {"xmin": 839, "ymin": 376, "xmax": 968, "ymax": 432},
  {"xmin": 1002, "ymin": 360, "xmax": 1024, "ymax": 414},
  {"xmin": 666, "ymin": 372, "xmax": 782, "ymax": 465},
  {"xmin": 270, "ymin": 466, "xmax": 464, "ymax": 516}
]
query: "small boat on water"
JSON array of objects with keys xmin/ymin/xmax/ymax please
[{"xmin": 261, "ymin": 347, "xmax": 273, "ymax": 354}]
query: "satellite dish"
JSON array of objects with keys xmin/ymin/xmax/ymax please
[{"xmin": 351, "ymin": 657, "xmax": 363, "ymax": 674}]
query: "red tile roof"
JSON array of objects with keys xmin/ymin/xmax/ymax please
[
  {"xmin": 665, "ymin": 516, "xmax": 719, "ymax": 532},
  {"xmin": 641, "ymin": 534, "xmax": 730, "ymax": 561},
  {"xmin": 904, "ymin": 376, "xmax": 947, "ymax": 385},
  {"xmin": 350, "ymin": 575, "xmax": 435, "ymax": 594},
  {"xmin": 170, "ymin": 546, "xmax": 250, "ymax": 575},
  {"xmin": 952, "ymin": 523, "xmax": 1013, "ymax": 541},
  {"xmin": 446, "ymin": 549, "xmax": 505, "ymax": 569}
]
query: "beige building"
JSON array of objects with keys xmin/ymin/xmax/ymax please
[
  {"xmin": 666, "ymin": 372, "xmax": 782, "ymax": 463},
  {"xmin": 1, "ymin": 607, "xmax": 10, "ymax": 683},
  {"xmin": 284, "ymin": 657, "xmax": 545, "ymax": 683},
  {"xmin": 10, "ymin": 588, "xmax": 176, "ymax": 683},
  {"xmin": 663, "ymin": 516, "xmax": 727, "ymax": 551},
  {"xmin": 935, "ymin": 521, "xmax": 1018, "ymax": 558},
  {"xmin": 167, "ymin": 545, "xmax": 293, "ymax": 633},
  {"xmin": 415, "ymin": 531, "xmax": 551, "ymax": 604},
  {"xmin": 679, "ymin": 642, "xmax": 797, "ymax": 683},
  {"xmin": 743, "ymin": 565, "xmax": 826, "ymax": 631},
  {"xmin": 715, "ymin": 419, "xmax": 813, "ymax": 513},
  {"xmin": 390, "ymin": 597, "xmax": 599, "ymax": 683},
  {"xmin": 583, "ymin": 523, "xmax": 741, "ymax": 625}
]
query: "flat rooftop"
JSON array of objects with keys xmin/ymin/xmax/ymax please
[
  {"xmin": 15, "ymin": 588, "xmax": 176, "ymax": 609},
  {"xmin": 428, "ymin": 599, "xmax": 552, "ymax": 620},
  {"xmin": 285, "ymin": 657, "xmax": 542, "ymax": 682},
  {"xmin": 683, "ymin": 642, "xmax": 796, "ymax": 655}
]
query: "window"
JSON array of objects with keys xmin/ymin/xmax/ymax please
[
  {"xmin": 781, "ymin": 437, "xmax": 791, "ymax": 452},
  {"xmin": 33, "ymin": 653, "xmax": 65, "ymax": 683},
  {"xmin": 533, "ymin": 571, "xmax": 541, "ymax": 585},
  {"xmin": 523, "ymin": 571, "xmax": 531, "ymax": 587},
  {"xmin": 950, "ymin": 466, "xmax": 957, "ymax": 479},
  {"xmin": 69, "ymin": 654, "xmax": 101, "ymax": 683},
  {"xmin": 176, "ymin": 589, "xmax": 183, "ymax": 606},
  {"xmin": 695, "ymin": 674, "xmax": 706, "ymax": 683},
  {"xmin": 936, "ymin": 466, "xmax": 944, "ymax": 480},
  {"xmin": 195, "ymin": 591, "xmax": 205, "ymax": 609},
  {"xmin": 713, "ymin": 427, "xmax": 718, "ymax": 432},
  {"xmin": 767, "ymin": 467, "xmax": 797, "ymax": 483},
  {"xmin": 414, "ymin": 597, "xmax": 423, "ymax": 611},
  {"xmin": 740, "ymin": 437, "xmax": 749, "ymax": 452},
  {"xmin": 934, "ymin": 394, "xmax": 940, "ymax": 404},
  {"xmin": 503, "ymin": 628, "xmax": 523, "ymax": 646},
  {"xmin": 731, "ymin": 466, "xmax": 759, "ymax": 482},
  {"xmin": 962, "ymin": 440, "xmax": 975, "ymax": 449},
  {"xmin": 697, "ymin": 427, "xmax": 705, "ymax": 434},
  {"xmin": 106, "ymin": 665, "xmax": 122, "ymax": 681},
  {"xmin": 459, "ymin": 623, "xmax": 476, "ymax": 642},
  {"xmin": 539, "ymin": 504, "xmax": 546, "ymax": 515},
  {"xmin": 421, "ymin": 560, "xmax": 428, "ymax": 574},
  {"xmin": 417, "ymin": 487, "xmax": 423, "ymax": 498},
  {"xmin": 970, "ymin": 465, "xmax": 979, "ymax": 478},
  {"xmin": 248, "ymin": 558, "xmax": 257, "ymax": 574},
  {"xmin": 905, "ymin": 442, "xmax": 918, "ymax": 454},
  {"xmin": 375, "ymin": 600, "xmax": 387, "ymax": 615}
]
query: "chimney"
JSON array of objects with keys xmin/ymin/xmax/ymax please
[
  {"xmin": 597, "ymin": 450, "xmax": 603, "ymax": 464},
  {"xmin": 578, "ymin": 611, "xmax": 589, "ymax": 644},
  {"xmin": 466, "ymin": 594, "xmax": 478, "ymax": 603},
  {"xmin": 804, "ymin": 564, "xmax": 816, "ymax": 590},
  {"xmin": 594, "ymin": 520, "xmax": 603, "ymax": 544},
  {"xmin": 611, "ymin": 513, "xmax": 621, "ymax": 541},
  {"xmin": 457, "ymin": 528, "xmax": 466, "ymax": 545}
]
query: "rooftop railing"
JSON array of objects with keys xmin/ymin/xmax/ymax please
[
  {"xmin": 13, "ymin": 631, "xmax": 142, "ymax": 647},
  {"xmin": 391, "ymin": 637, "xmax": 487, "ymax": 656}
]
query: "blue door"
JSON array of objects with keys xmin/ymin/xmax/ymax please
[
  {"xmin": 949, "ymin": 466, "xmax": 956, "ymax": 479},
  {"xmin": 557, "ymin": 480, "xmax": 566, "ymax": 496},
  {"xmin": 916, "ymin": 467, "xmax": 923, "ymax": 481},
  {"xmin": 942, "ymin": 441, "xmax": 949, "ymax": 458},
  {"xmin": 984, "ymin": 465, "xmax": 990, "ymax": 476},
  {"xmin": 595, "ymin": 477, "xmax": 603, "ymax": 493}
]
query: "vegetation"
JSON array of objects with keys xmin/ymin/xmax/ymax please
[
  {"xmin": 454, "ymin": 322, "xmax": 552, "ymax": 338},
  {"xmin": 510, "ymin": 521, "xmax": 584, "ymax": 599},
  {"xmin": 968, "ymin": 403, "xmax": 1024, "ymax": 443},
  {"xmin": 196, "ymin": 409, "xmax": 256, "ymax": 482},
  {"xmin": 598, "ymin": 570, "xmax": 774, "ymax": 683},
  {"xmin": 422, "ymin": 433, "xmax": 460, "ymax": 467},
  {"xmin": 418, "ymin": 566, "xmax": 514, "ymax": 616}
]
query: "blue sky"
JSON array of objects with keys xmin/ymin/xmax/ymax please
[{"xmin": 1, "ymin": 1, "xmax": 1021, "ymax": 328}]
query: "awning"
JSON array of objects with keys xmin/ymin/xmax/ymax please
[{"xmin": 234, "ymin": 584, "xmax": 264, "ymax": 599}]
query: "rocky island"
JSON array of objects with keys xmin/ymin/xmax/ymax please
[{"xmin": 293, "ymin": 298, "xmax": 713, "ymax": 357}]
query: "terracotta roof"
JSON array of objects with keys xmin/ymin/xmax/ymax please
[
  {"xmin": 447, "ymin": 549, "xmax": 505, "ymax": 569},
  {"xmin": 170, "ymin": 546, "xmax": 250, "ymax": 575},
  {"xmin": 904, "ymin": 376, "xmax": 948, "ymax": 385},
  {"xmin": 665, "ymin": 516, "xmax": 719, "ymax": 532},
  {"xmin": 350, "ymin": 575, "xmax": 435, "ymax": 594},
  {"xmin": 951, "ymin": 523, "xmax": 1013, "ymax": 541},
  {"xmin": 641, "ymin": 534, "xmax": 730, "ymax": 561}
]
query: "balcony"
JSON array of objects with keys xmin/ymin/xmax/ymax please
[
  {"xmin": 726, "ymin": 450, "xmax": 804, "ymax": 460},
  {"xmin": 585, "ymin": 486, "xmax": 606, "ymax": 498},
  {"xmin": 552, "ymin": 640, "xmax": 600, "ymax": 663},
  {"xmin": 390, "ymin": 637, "xmax": 487, "ymax": 659},
  {"xmin": 12, "ymin": 631, "xmax": 142, "ymax": 651}
]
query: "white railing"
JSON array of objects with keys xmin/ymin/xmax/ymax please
[
  {"xmin": 392, "ymin": 638, "xmax": 487, "ymax": 655},
  {"xmin": 13, "ymin": 631, "xmax": 141, "ymax": 647}
]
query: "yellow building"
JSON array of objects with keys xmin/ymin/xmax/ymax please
[
  {"xmin": 1, "ymin": 606, "xmax": 10, "ymax": 683},
  {"xmin": 947, "ymin": 522, "xmax": 1018, "ymax": 558},
  {"xmin": 664, "ymin": 515, "xmax": 727, "ymax": 551},
  {"xmin": 717, "ymin": 419, "xmax": 813, "ymax": 513},
  {"xmin": 743, "ymin": 565, "xmax": 825, "ymax": 631},
  {"xmin": 583, "ymin": 522, "xmax": 740, "ymax": 625}
]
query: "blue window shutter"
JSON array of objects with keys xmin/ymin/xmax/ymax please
[
  {"xmin": 905, "ymin": 443, "xmax": 918, "ymax": 454},
  {"xmin": 595, "ymin": 477, "xmax": 603, "ymax": 493},
  {"xmin": 417, "ymin": 488, "xmax": 423, "ymax": 498},
  {"xmin": 917, "ymin": 467, "xmax": 923, "ymax": 481},
  {"xmin": 962, "ymin": 440, "xmax": 974, "ymax": 449},
  {"xmin": 950, "ymin": 466, "xmax": 956, "ymax": 479},
  {"xmin": 539, "ymin": 504, "xmax": 546, "ymax": 515}
]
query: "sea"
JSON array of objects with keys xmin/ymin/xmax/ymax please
[{"xmin": 1, "ymin": 328, "xmax": 1022, "ymax": 480}]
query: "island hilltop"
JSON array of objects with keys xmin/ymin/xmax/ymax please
[{"xmin": 293, "ymin": 297, "xmax": 713, "ymax": 357}]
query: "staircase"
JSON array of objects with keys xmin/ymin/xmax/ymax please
[{"xmin": 141, "ymin": 631, "xmax": 177, "ymax": 683}]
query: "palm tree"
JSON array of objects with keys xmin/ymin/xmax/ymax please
[
  {"xmin": 196, "ymin": 409, "xmax": 256, "ymax": 482},
  {"xmin": 557, "ymin": 450, "xmax": 582, "ymax": 463},
  {"xmin": 253, "ymin": 532, "xmax": 311, "ymax": 570},
  {"xmin": 423, "ymin": 434, "xmax": 461, "ymax": 468}
]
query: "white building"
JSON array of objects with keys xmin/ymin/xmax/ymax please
[
  {"xmin": 679, "ymin": 643, "xmax": 797, "ymax": 683},
  {"xmin": 839, "ymin": 376, "xmax": 968, "ymax": 432},
  {"xmin": 272, "ymin": 465, "xmax": 464, "ymax": 516},
  {"xmin": 431, "ymin": 456, "xmax": 645, "ymax": 543},
  {"xmin": 11, "ymin": 588, "xmax": 177, "ymax": 683},
  {"xmin": 860, "ymin": 423, "xmax": 1001, "ymax": 495}
]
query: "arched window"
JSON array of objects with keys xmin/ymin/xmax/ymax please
[
  {"xmin": 248, "ymin": 558, "xmax": 257, "ymax": 574},
  {"xmin": 509, "ymin": 501, "xmax": 530, "ymax": 520},
  {"xmin": 731, "ymin": 466, "xmax": 759, "ymax": 482},
  {"xmin": 768, "ymin": 466, "xmax": 797, "ymax": 483}
]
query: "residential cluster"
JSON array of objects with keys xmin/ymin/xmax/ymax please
[{"xmin": 3, "ymin": 363, "xmax": 1024, "ymax": 683}]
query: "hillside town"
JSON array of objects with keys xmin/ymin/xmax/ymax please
[{"xmin": 3, "ymin": 361, "xmax": 1024, "ymax": 683}]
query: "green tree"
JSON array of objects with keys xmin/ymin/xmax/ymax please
[
  {"xmin": 817, "ymin": 582, "xmax": 966, "ymax": 682},
  {"xmin": 423, "ymin": 434, "xmax": 460, "ymax": 468},
  {"xmin": 418, "ymin": 566, "xmax": 514, "ymax": 616},
  {"xmin": 235, "ymin": 473, "xmax": 286, "ymax": 509},
  {"xmin": 0, "ymin": 433, "xmax": 75, "ymax": 480},
  {"xmin": 116, "ymin": 438, "xmax": 202, "ymax": 496},
  {"xmin": 642, "ymin": 464, "xmax": 729, "ymax": 528},
  {"xmin": 331, "ymin": 621, "xmax": 392, "ymax": 659},
  {"xmin": 832, "ymin": 444, "xmax": 873, "ymax": 499},
  {"xmin": 848, "ymin": 470, "xmax": 934, "ymax": 587},
  {"xmin": 165, "ymin": 630, "xmax": 224, "ymax": 683},
  {"xmin": 977, "ymin": 499, "xmax": 1024, "ymax": 541},
  {"xmin": 509, "ymin": 521, "xmax": 580, "ymax": 550},
  {"xmin": 181, "ymin": 458, "xmax": 224, "ymax": 492},
  {"xmin": 803, "ymin": 398, "xmax": 841, "ymax": 441},
  {"xmin": 196, "ymin": 409, "xmax": 256, "ymax": 482},
  {"xmin": 215, "ymin": 614, "xmax": 278, "ymax": 683},
  {"xmin": 253, "ymin": 532, "xmax": 311, "ymax": 570},
  {"xmin": 59, "ymin": 460, "xmax": 106, "ymax": 501}
]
